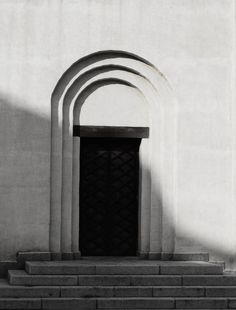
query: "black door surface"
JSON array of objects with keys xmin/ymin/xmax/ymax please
[{"xmin": 79, "ymin": 137, "xmax": 141, "ymax": 256}]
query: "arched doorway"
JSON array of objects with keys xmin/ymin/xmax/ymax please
[{"xmin": 50, "ymin": 50, "xmax": 177, "ymax": 259}]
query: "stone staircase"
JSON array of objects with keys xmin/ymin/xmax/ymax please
[{"xmin": 0, "ymin": 259, "xmax": 236, "ymax": 309}]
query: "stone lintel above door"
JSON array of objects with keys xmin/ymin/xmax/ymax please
[{"xmin": 73, "ymin": 125, "xmax": 149, "ymax": 139}]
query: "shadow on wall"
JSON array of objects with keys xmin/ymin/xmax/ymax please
[
  {"xmin": 152, "ymin": 181, "xmax": 236, "ymax": 269},
  {"xmin": 0, "ymin": 94, "xmax": 50, "ymax": 261},
  {"xmin": 0, "ymin": 93, "xmax": 235, "ymax": 269}
]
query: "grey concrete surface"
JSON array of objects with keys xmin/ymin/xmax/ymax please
[
  {"xmin": 0, "ymin": 279, "xmax": 59, "ymax": 297},
  {"xmin": 78, "ymin": 275, "xmax": 131, "ymax": 286},
  {"xmin": 152, "ymin": 287, "xmax": 205, "ymax": 297},
  {"xmin": 0, "ymin": 297, "xmax": 41, "ymax": 309},
  {"xmin": 96, "ymin": 297, "xmax": 175, "ymax": 309},
  {"xmin": 130, "ymin": 275, "xmax": 182, "ymax": 286},
  {"xmin": 42, "ymin": 298, "xmax": 96, "ymax": 310},
  {"xmin": 25, "ymin": 260, "xmax": 222, "ymax": 275},
  {"xmin": 183, "ymin": 275, "xmax": 236, "ymax": 286},
  {"xmin": 175, "ymin": 297, "xmax": 228, "ymax": 309},
  {"xmin": 8, "ymin": 270, "xmax": 77, "ymax": 286},
  {"xmin": 61, "ymin": 286, "xmax": 152, "ymax": 298}
]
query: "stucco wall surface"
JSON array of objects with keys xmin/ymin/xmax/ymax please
[{"xmin": 0, "ymin": 0, "xmax": 235, "ymax": 266}]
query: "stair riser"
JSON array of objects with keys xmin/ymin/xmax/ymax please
[
  {"xmin": 79, "ymin": 276, "xmax": 182, "ymax": 286},
  {"xmin": 26, "ymin": 263, "xmax": 223, "ymax": 276},
  {"xmin": 10, "ymin": 274, "xmax": 236, "ymax": 288},
  {"xmin": 43, "ymin": 298, "xmax": 174, "ymax": 309},
  {"xmin": 1, "ymin": 297, "xmax": 236, "ymax": 309},
  {"xmin": 42, "ymin": 298, "xmax": 95, "ymax": 310},
  {"xmin": 26, "ymin": 264, "xmax": 96, "ymax": 275},
  {"xmin": 61, "ymin": 286, "xmax": 151, "ymax": 297},
  {"xmin": 61, "ymin": 286, "xmax": 205, "ymax": 297},
  {"xmin": 183, "ymin": 276, "xmax": 236, "ymax": 286},
  {"xmin": 206, "ymin": 287, "xmax": 236, "ymax": 297},
  {"xmin": 0, "ymin": 298, "xmax": 41, "ymax": 309},
  {"xmin": 26, "ymin": 265, "xmax": 161, "ymax": 275},
  {"xmin": 96, "ymin": 297, "xmax": 226, "ymax": 309},
  {"xmin": 8, "ymin": 273, "xmax": 78, "ymax": 286},
  {"xmin": 0, "ymin": 287, "xmax": 60, "ymax": 298},
  {"xmin": 4, "ymin": 286, "xmax": 236, "ymax": 298},
  {"xmin": 159, "ymin": 265, "xmax": 222, "ymax": 275},
  {"xmin": 10, "ymin": 271, "xmax": 189, "ymax": 286},
  {"xmin": 175, "ymin": 298, "xmax": 228, "ymax": 309}
]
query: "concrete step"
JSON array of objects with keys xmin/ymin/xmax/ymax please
[
  {"xmin": 0, "ymin": 296, "xmax": 236, "ymax": 309},
  {"xmin": 3, "ymin": 283, "xmax": 236, "ymax": 298},
  {"xmin": 78, "ymin": 275, "xmax": 182, "ymax": 286},
  {"xmin": 25, "ymin": 261, "xmax": 159, "ymax": 275},
  {"xmin": 25, "ymin": 260, "xmax": 223, "ymax": 275},
  {"xmin": 11, "ymin": 271, "xmax": 236, "ymax": 288},
  {"xmin": 96, "ymin": 297, "xmax": 236, "ymax": 309},
  {"xmin": 0, "ymin": 279, "xmax": 60, "ymax": 298},
  {"xmin": 8, "ymin": 270, "xmax": 77, "ymax": 286},
  {"xmin": 93, "ymin": 297, "xmax": 227, "ymax": 309},
  {"xmin": 43, "ymin": 297, "xmax": 174, "ymax": 309},
  {"xmin": 159, "ymin": 262, "xmax": 223, "ymax": 275},
  {"xmin": 175, "ymin": 297, "xmax": 229, "ymax": 309},
  {"xmin": 0, "ymin": 297, "xmax": 41, "ymax": 309},
  {"xmin": 8, "ymin": 271, "xmax": 184, "ymax": 287},
  {"xmin": 42, "ymin": 297, "xmax": 96, "ymax": 309},
  {"xmin": 5, "ymin": 281, "xmax": 236, "ymax": 298},
  {"xmin": 61, "ymin": 285, "xmax": 205, "ymax": 297},
  {"xmin": 205, "ymin": 286, "xmax": 236, "ymax": 297},
  {"xmin": 183, "ymin": 274, "xmax": 236, "ymax": 286},
  {"xmin": 4, "ymin": 259, "xmax": 232, "ymax": 309}
]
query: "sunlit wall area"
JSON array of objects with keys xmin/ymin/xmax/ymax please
[
  {"xmin": 80, "ymin": 85, "xmax": 149, "ymax": 127},
  {"xmin": 0, "ymin": 0, "xmax": 235, "ymax": 268}
]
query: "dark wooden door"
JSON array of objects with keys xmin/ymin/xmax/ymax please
[{"xmin": 79, "ymin": 137, "xmax": 140, "ymax": 256}]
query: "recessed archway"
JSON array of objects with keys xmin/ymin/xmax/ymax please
[
  {"xmin": 50, "ymin": 50, "xmax": 178, "ymax": 259},
  {"xmin": 73, "ymin": 78, "xmax": 150, "ymax": 257}
]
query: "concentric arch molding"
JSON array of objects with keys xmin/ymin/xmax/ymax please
[{"xmin": 50, "ymin": 50, "xmax": 178, "ymax": 259}]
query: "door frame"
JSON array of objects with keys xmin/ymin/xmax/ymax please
[{"xmin": 73, "ymin": 125, "xmax": 149, "ymax": 257}]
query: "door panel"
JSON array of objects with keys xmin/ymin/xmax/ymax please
[{"xmin": 79, "ymin": 138, "xmax": 140, "ymax": 256}]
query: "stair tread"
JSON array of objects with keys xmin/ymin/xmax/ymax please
[
  {"xmin": 8, "ymin": 270, "xmax": 78, "ymax": 286},
  {"xmin": 0, "ymin": 295, "xmax": 227, "ymax": 300},
  {"xmin": 8, "ymin": 270, "xmax": 76, "ymax": 279},
  {"xmin": 26, "ymin": 259, "xmax": 217, "ymax": 265},
  {"xmin": 4, "ymin": 284, "xmax": 236, "ymax": 288},
  {"xmin": 25, "ymin": 260, "xmax": 223, "ymax": 274}
]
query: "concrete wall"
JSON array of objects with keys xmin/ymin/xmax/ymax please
[
  {"xmin": 80, "ymin": 84, "xmax": 149, "ymax": 127},
  {"xmin": 0, "ymin": 0, "xmax": 235, "ymax": 267}
]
